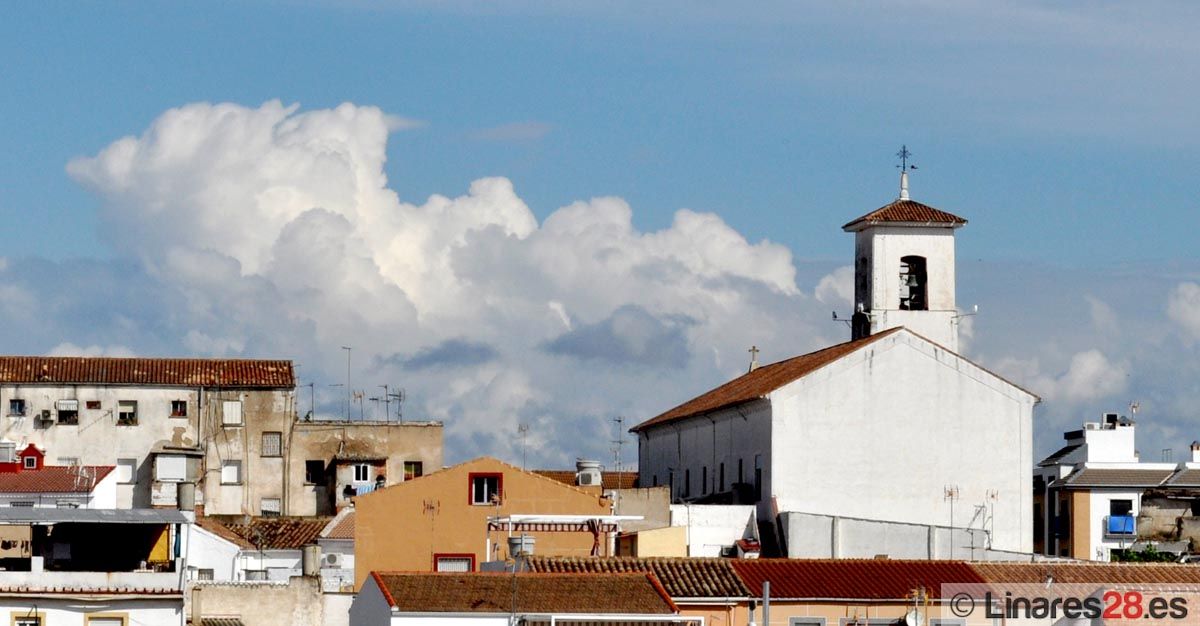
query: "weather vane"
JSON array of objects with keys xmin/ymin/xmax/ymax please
[{"xmin": 896, "ymin": 145, "xmax": 917, "ymax": 171}]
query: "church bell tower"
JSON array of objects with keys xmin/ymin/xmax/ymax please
[{"xmin": 842, "ymin": 148, "xmax": 967, "ymax": 351}]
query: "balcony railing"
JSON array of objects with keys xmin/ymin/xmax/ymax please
[{"xmin": 1105, "ymin": 514, "xmax": 1136, "ymax": 537}]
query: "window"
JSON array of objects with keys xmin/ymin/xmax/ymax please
[
  {"xmin": 701, "ymin": 466, "xmax": 708, "ymax": 494},
  {"xmin": 13, "ymin": 613, "xmax": 43, "ymax": 626},
  {"xmin": 195, "ymin": 568, "xmax": 215, "ymax": 581},
  {"xmin": 684, "ymin": 469, "xmax": 691, "ymax": 498},
  {"xmin": 170, "ymin": 400, "xmax": 187, "ymax": 417},
  {"xmin": 738, "ymin": 458, "xmax": 744, "ymax": 485},
  {"xmin": 261, "ymin": 497, "xmax": 281, "ymax": 517},
  {"xmin": 469, "ymin": 473, "xmax": 502, "ymax": 505},
  {"xmin": 899, "ymin": 255, "xmax": 928, "ymax": 311},
  {"xmin": 221, "ymin": 460, "xmax": 242, "ymax": 485},
  {"xmin": 56, "ymin": 400, "xmax": 79, "ymax": 425},
  {"xmin": 10, "ymin": 501, "xmax": 34, "ymax": 507},
  {"xmin": 1110, "ymin": 499, "xmax": 1134, "ymax": 516},
  {"xmin": 754, "ymin": 454, "xmax": 763, "ymax": 501},
  {"xmin": 305, "ymin": 460, "xmax": 324, "ymax": 484},
  {"xmin": 117, "ymin": 400, "xmax": 137, "ymax": 426},
  {"xmin": 244, "ymin": 569, "xmax": 267, "ymax": 581},
  {"xmin": 222, "ymin": 400, "xmax": 243, "ymax": 426},
  {"xmin": 117, "ymin": 458, "xmax": 137, "ymax": 484},
  {"xmin": 434, "ymin": 554, "xmax": 475, "ymax": 572},
  {"xmin": 404, "ymin": 461, "xmax": 423, "ymax": 481},
  {"xmin": 719, "ymin": 462, "xmax": 725, "ymax": 492},
  {"xmin": 353, "ymin": 463, "xmax": 370, "ymax": 482},
  {"xmin": 652, "ymin": 475, "xmax": 658, "ymax": 487},
  {"xmin": 8, "ymin": 399, "xmax": 26, "ymax": 416},
  {"xmin": 261, "ymin": 432, "xmax": 282, "ymax": 457},
  {"xmin": 156, "ymin": 455, "xmax": 187, "ymax": 482},
  {"xmin": 22, "ymin": 457, "xmax": 36, "ymax": 469},
  {"xmin": 0, "ymin": 442, "xmax": 14, "ymax": 463},
  {"xmin": 86, "ymin": 617, "xmax": 126, "ymax": 626},
  {"xmin": 85, "ymin": 400, "xmax": 101, "ymax": 410}
]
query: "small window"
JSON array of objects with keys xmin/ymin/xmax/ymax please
[
  {"xmin": 156, "ymin": 455, "xmax": 187, "ymax": 482},
  {"xmin": 684, "ymin": 469, "xmax": 691, "ymax": 498},
  {"xmin": 261, "ymin": 432, "xmax": 282, "ymax": 457},
  {"xmin": 754, "ymin": 454, "xmax": 763, "ymax": 501},
  {"xmin": 8, "ymin": 399, "xmax": 26, "ymax": 416},
  {"xmin": 261, "ymin": 497, "xmax": 281, "ymax": 517},
  {"xmin": 221, "ymin": 461, "xmax": 242, "ymax": 485},
  {"xmin": 470, "ymin": 473, "xmax": 502, "ymax": 505},
  {"xmin": 702, "ymin": 466, "xmax": 708, "ymax": 494},
  {"xmin": 196, "ymin": 568, "xmax": 215, "ymax": 581},
  {"xmin": 719, "ymin": 462, "xmax": 725, "ymax": 492},
  {"xmin": 0, "ymin": 442, "xmax": 15, "ymax": 463},
  {"xmin": 305, "ymin": 460, "xmax": 324, "ymax": 484},
  {"xmin": 56, "ymin": 400, "xmax": 79, "ymax": 425},
  {"xmin": 14, "ymin": 615, "xmax": 42, "ymax": 626},
  {"xmin": 170, "ymin": 400, "xmax": 188, "ymax": 417},
  {"xmin": 244, "ymin": 569, "xmax": 267, "ymax": 581},
  {"xmin": 117, "ymin": 400, "xmax": 137, "ymax": 426},
  {"xmin": 117, "ymin": 458, "xmax": 137, "ymax": 484},
  {"xmin": 86, "ymin": 400, "xmax": 101, "ymax": 410},
  {"xmin": 434, "ymin": 554, "xmax": 474, "ymax": 572},
  {"xmin": 353, "ymin": 463, "xmax": 370, "ymax": 482},
  {"xmin": 222, "ymin": 400, "xmax": 243, "ymax": 426},
  {"xmin": 1110, "ymin": 499, "xmax": 1134, "ymax": 516},
  {"xmin": 23, "ymin": 456, "xmax": 36, "ymax": 469},
  {"xmin": 404, "ymin": 461, "xmax": 423, "ymax": 481},
  {"xmin": 10, "ymin": 501, "xmax": 34, "ymax": 508}
]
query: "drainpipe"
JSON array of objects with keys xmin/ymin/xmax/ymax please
[{"xmin": 762, "ymin": 580, "xmax": 770, "ymax": 626}]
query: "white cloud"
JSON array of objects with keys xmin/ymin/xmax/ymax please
[
  {"xmin": 1085, "ymin": 295, "xmax": 1120, "ymax": 336},
  {"xmin": 58, "ymin": 100, "xmax": 810, "ymax": 465},
  {"xmin": 46, "ymin": 343, "xmax": 136, "ymax": 357},
  {"xmin": 814, "ymin": 265, "xmax": 853, "ymax": 308},
  {"xmin": 1167, "ymin": 282, "xmax": 1200, "ymax": 342}
]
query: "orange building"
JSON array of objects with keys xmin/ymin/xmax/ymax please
[{"xmin": 354, "ymin": 457, "xmax": 621, "ymax": 587}]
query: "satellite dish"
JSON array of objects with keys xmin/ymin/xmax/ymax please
[{"xmin": 904, "ymin": 609, "xmax": 924, "ymax": 626}]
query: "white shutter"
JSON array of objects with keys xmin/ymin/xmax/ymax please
[
  {"xmin": 156, "ymin": 455, "xmax": 187, "ymax": 482},
  {"xmin": 55, "ymin": 400, "xmax": 79, "ymax": 410},
  {"xmin": 221, "ymin": 461, "xmax": 241, "ymax": 484},
  {"xmin": 222, "ymin": 401, "xmax": 243, "ymax": 425},
  {"xmin": 117, "ymin": 458, "xmax": 136, "ymax": 483},
  {"xmin": 435, "ymin": 557, "xmax": 472, "ymax": 572}
]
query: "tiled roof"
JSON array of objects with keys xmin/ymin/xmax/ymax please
[
  {"xmin": 199, "ymin": 619, "xmax": 245, "ymax": 626},
  {"xmin": 632, "ymin": 329, "xmax": 902, "ymax": 432},
  {"xmin": 370, "ymin": 572, "xmax": 677, "ymax": 614},
  {"xmin": 1166, "ymin": 468, "xmax": 1200, "ymax": 487},
  {"xmin": 222, "ymin": 517, "xmax": 330, "ymax": 550},
  {"xmin": 534, "ymin": 470, "xmax": 639, "ymax": 490},
  {"xmin": 0, "ymin": 465, "xmax": 113, "ymax": 493},
  {"xmin": 323, "ymin": 509, "xmax": 355, "ymax": 540},
  {"xmin": 1038, "ymin": 443, "xmax": 1082, "ymax": 467},
  {"xmin": 731, "ymin": 559, "xmax": 986, "ymax": 600},
  {"xmin": 195, "ymin": 518, "xmax": 256, "ymax": 550},
  {"xmin": 1061, "ymin": 468, "xmax": 1175, "ymax": 488},
  {"xmin": 0, "ymin": 356, "xmax": 294, "ymax": 388},
  {"xmin": 842, "ymin": 199, "xmax": 967, "ymax": 231},
  {"xmin": 525, "ymin": 556, "xmax": 750, "ymax": 598},
  {"xmin": 972, "ymin": 562, "xmax": 1200, "ymax": 584}
]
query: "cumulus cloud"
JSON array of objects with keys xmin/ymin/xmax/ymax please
[
  {"xmin": 53, "ymin": 100, "xmax": 810, "ymax": 465},
  {"xmin": 1167, "ymin": 282, "xmax": 1200, "ymax": 342},
  {"xmin": 46, "ymin": 343, "xmax": 136, "ymax": 357},
  {"xmin": 814, "ymin": 265, "xmax": 853, "ymax": 308}
]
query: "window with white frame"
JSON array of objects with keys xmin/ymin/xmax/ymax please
[
  {"xmin": 222, "ymin": 400, "xmax": 243, "ymax": 426},
  {"xmin": 261, "ymin": 497, "xmax": 281, "ymax": 517},
  {"xmin": 435, "ymin": 555, "xmax": 473, "ymax": 572},
  {"xmin": 221, "ymin": 460, "xmax": 242, "ymax": 484},
  {"xmin": 56, "ymin": 399, "xmax": 79, "ymax": 425},
  {"xmin": 117, "ymin": 400, "xmax": 137, "ymax": 426},
  {"xmin": 470, "ymin": 474, "xmax": 502, "ymax": 505},
  {"xmin": 170, "ymin": 400, "xmax": 187, "ymax": 417},
  {"xmin": 117, "ymin": 458, "xmax": 137, "ymax": 484},
  {"xmin": 261, "ymin": 431, "xmax": 282, "ymax": 457},
  {"xmin": 195, "ymin": 568, "xmax": 214, "ymax": 581},
  {"xmin": 353, "ymin": 463, "xmax": 370, "ymax": 482},
  {"xmin": 23, "ymin": 456, "xmax": 36, "ymax": 469}
]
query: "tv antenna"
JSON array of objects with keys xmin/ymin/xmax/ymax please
[
  {"xmin": 518, "ymin": 423, "xmax": 530, "ymax": 470},
  {"xmin": 388, "ymin": 388, "xmax": 405, "ymax": 422}
]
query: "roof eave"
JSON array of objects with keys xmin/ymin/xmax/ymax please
[{"xmin": 842, "ymin": 219, "xmax": 966, "ymax": 232}]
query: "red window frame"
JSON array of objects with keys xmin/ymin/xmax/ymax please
[
  {"xmin": 467, "ymin": 472, "xmax": 503, "ymax": 506},
  {"xmin": 432, "ymin": 552, "xmax": 476, "ymax": 572}
]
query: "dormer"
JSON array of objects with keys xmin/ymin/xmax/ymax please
[{"xmin": 17, "ymin": 443, "xmax": 44, "ymax": 471}]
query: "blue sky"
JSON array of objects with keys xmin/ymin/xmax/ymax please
[{"xmin": 2, "ymin": 2, "xmax": 1200, "ymax": 465}]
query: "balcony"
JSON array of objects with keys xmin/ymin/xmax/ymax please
[
  {"xmin": 1105, "ymin": 515, "xmax": 1136, "ymax": 538},
  {"xmin": 0, "ymin": 565, "xmax": 181, "ymax": 593}
]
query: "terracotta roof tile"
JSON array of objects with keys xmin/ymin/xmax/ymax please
[
  {"xmin": 731, "ymin": 559, "xmax": 986, "ymax": 600},
  {"xmin": 370, "ymin": 571, "xmax": 677, "ymax": 614},
  {"xmin": 222, "ymin": 517, "xmax": 329, "ymax": 550},
  {"xmin": 0, "ymin": 356, "xmax": 294, "ymax": 388},
  {"xmin": 842, "ymin": 199, "xmax": 967, "ymax": 231},
  {"xmin": 324, "ymin": 510, "xmax": 355, "ymax": 540},
  {"xmin": 972, "ymin": 562, "xmax": 1200, "ymax": 585},
  {"xmin": 525, "ymin": 556, "xmax": 750, "ymax": 598},
  {"xmin": 632, "ymin": 329, "xmax": 902, "ymax": 432},
  {"xmin": 0, "ymin": 465, "xmax": 113, "ymax": 494},
  {"xmin": 199, "ymin": 619, "xmax": 245, "ymax": 626},
  {"xmin": 195, "ymin": 518, "xmax": 256, "ymax": 550},
  {"xmin": 534, "ymin": 470, "xmax": 639, "ymax": 490},
  {"xmin": 1062, "ymin": 468, "xmax": 1175, "ymax": 488}
]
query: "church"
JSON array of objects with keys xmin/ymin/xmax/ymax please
[{"xmin": 631, "ymin": 168, "xmax": 1040, "ymax": 558}]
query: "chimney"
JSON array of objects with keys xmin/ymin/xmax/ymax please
[
  {"xmin": 575, "ymin": 459, "xmax": 602, "ymax": 487},
  {"xmin": 1191, "ymin": 441, "xmax": 1200, "ymax": 464}
]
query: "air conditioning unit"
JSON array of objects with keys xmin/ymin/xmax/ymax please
[
  {"xmin": 324, "ymin": 553, "xmax": 344, "ymax": 568},
  {"xmin": 577, "ymin": 472, "xmax": 597, "ymax": 486},
  {"xmin": 36, "ymin": 410, "xmax": 54, "ymax": 424}
]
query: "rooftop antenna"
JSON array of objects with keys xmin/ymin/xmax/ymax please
[
  {"xmin": 388, "ymin": 388, "xmax": 405, "ymax": 422},
  {"xmin": 944, "ymin": 484, "xmax": 960, "ymax": 559},
  {"xmin": 380, "ymin": 385, "xmax": 391, "ymax": 422},
  {"xmin": 518, "ymin": 423, "xmax": 529, "ymax": 470},
  {"xmin": 896, "ymin": 145, "xmax": 918, "ymax": 200},
  {"xmin": 748, "ymin": 345, "xmax": 760, "ymax": 373}
]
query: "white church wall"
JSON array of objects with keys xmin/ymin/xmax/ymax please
[
  {"xmin": 856, "ymin": 226, "xmax": 959, "ymax": 350},
  {"xmin": 770, "ymin": 330, "xmax": 1035, "ymax": 553},
  {"xmin": 636, "ymin": 399, "xmax": 771, "ymax": 506}
]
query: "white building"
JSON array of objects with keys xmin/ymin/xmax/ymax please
[
  {"xmin": 0, "ymin": 442, "xmax": 117, "ymax": 508},
  {"xmin": 633, "ymin": 177, "xmax": 1040, "ymax": 556},
  {"xmin": 1035, "ymin": 413, "xmax": 1181, "ymax": 561},
  {"xmin": 0, "ymin": 508, "xmax": 189, "ymax": 626}
]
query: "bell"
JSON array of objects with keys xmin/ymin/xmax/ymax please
[{"xmin": 905, "ymin": 274, "xmax": 919, "ymax": 287}]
